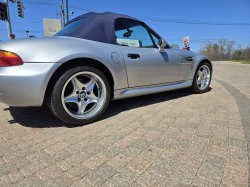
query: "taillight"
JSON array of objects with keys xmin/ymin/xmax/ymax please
[{"xmin": 0, "ymin": 50, "xmax": 23, "ymax": 67}]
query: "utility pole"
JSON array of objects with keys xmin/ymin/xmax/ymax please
[
  {"xmin": 66, "ymin": 0, "xmax": 69, "ymax": 23},
  {"xmin": 61, "ymin": 0, "xmax": 65, "ymax": 27},
  {"xmin": 4, "ymin": 0, "xmax": 12, "ymax": 39}
]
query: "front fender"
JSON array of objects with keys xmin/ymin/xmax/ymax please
[{"xmin": 173, "ymin": 49, "xmax": 212, "ymax": 81}]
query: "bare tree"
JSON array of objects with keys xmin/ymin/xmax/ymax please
[
  {"xmin": 218, "ymin": 39, "xmax": 228, "ymax": 59},
  {"xmin": 198, "ymin": 39, "xmax": 240, "ymax": 60},
  {"xmin": 226, "ymin": 41, "xmax": 236, "ymax": 60},
  {"xmin": 233, "ymin": 49, "xmax": 242, "ymax": 60},
  {"xmin": 242, "ymin": 45, "xmax": 250, "ymax": 59}
]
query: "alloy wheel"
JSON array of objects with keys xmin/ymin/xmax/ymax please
[
  {"xmin": 61, "ymin": 71, "xmax": 107, "ymax": 119},
  {"xmin": 196, "ymin": 65, "xmax": 211, "ymax": 90}
]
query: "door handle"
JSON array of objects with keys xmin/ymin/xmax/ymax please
[{"xmin": 128, "ymin": 54, "xmax": 140, "ymax": 59}]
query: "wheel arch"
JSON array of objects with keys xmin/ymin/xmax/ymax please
[
  {"xmin": 44, "ymin": 57, "xmax": 115, "ymax": 103},
  {"xmin": 198, "ymin": 58, "xmax": 213, "ymax": 73},
  {"xmin": 191, "ymin": 58, "xmax": 212, "ymax": 78}
]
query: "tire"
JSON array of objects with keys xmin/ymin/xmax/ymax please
[
  {"xmin": 47, "ymin": 66, "xmax": 111, "ymax": 126},
  {"xmin": 190, "ymin": 62, "xmax": 212, "ymax": 94}
]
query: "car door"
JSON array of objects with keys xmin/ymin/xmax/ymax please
[{"xmin": 115, "ymin": 18, "xmax": 181, "ymax": 88}]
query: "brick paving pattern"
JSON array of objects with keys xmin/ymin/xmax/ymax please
[
  {"xmin": 0, "ymin": 62, "xmax": 249, "ymax": 187},
  {"xmin": 213, "ymin": 61, "xmax": 250, "ymax": 100}
]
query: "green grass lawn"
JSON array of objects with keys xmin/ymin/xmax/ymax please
[{"xmin": 231, "ymin": 60, "xmax": 250, "ymax": 64}]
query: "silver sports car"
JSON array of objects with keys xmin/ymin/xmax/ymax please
[{"xmin": 0, "ymin": 12, "xmax": 212, "ymax": 125}]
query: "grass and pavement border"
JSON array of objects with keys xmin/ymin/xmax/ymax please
[{"xmin": 231, "ymin": 60, "xmax": 250, "ymax": 64}]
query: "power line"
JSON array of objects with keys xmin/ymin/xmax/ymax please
[
  {"xmin": 0, "ymin": 29, "xmax": 43, "ymax": 33},
  {"xmin": 12, "ymin": 21, "xmax": 43, "ymax": 24},
  {"xmin": 166, "ymin": 39, "xmax": 250, "ymax": 42},
  {"xmin": 80, "ymin": 0, "xmax": 250, "ymax": 15},
  {"xmin": 68, "ymin": 6, "xmax": 250, "ymax": 26},
  {"xmin": 136, "ymin": 16, "xmax": 250, "ymax": 26},
  {"xmin": 20, "ymin": 1, "xmax": 250, "ymax": 26},
  {"xmin": 22, "ymin": 0, "xmax": 59, "ymax": 6}
]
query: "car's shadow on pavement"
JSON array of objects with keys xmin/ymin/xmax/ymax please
[{"xmin": 7, "ymin": 87, "xmax": 212, "ymax": 128}]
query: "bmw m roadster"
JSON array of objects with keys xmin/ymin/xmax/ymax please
[{"xmin": 0, "ymin": 12, "xmax": 212, "ymax": 125}]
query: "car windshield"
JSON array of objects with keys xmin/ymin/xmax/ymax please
[{"xmin": 54, "ymin": 18, "xmax": 87, "ymax": 36}]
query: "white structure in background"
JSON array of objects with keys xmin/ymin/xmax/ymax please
[{"xmin": 43, "ymin": 19, "xmax": 62, "ymax": 37}]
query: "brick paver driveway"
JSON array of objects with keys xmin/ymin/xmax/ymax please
[{"xmin": 0, "ymin": 61, "xmax": 249, "ymax": 187}]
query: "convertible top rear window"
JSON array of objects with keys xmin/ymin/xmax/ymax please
[{"xmin": 55, "ymin": 18, "xmax": 87, "ymax": 36}]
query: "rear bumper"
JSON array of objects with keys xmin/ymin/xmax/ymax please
[{"xmin": 0, "ymin": 63, "xmax": 61, "ymax": 106}]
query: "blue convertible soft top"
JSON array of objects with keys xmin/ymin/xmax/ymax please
[{"xmin": 63, "ymin": 12, "xmax": 141, "ymax": 45}]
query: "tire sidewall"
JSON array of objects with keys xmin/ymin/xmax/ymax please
[{"xmin": 50, "ymin": 66, "xmax": 111, "ymax": 126}]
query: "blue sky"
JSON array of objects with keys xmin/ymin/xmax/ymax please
[{"xmin": 0, "ymin": 0, "xmax": 250, "ymax": 52}]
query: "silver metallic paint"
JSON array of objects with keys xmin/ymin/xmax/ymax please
[
  {"xmin": 0, "ymin": 36, "xmax": 128, "ymax": 90},
  {"xmin": 174, "ymin": 49, "xmax": 212, "ymax": 81},
  {"xmin": 111, "ymin": 52, "xmax": 121, "ymax": 64},
  {"xmin": 158, "ymin": 38, "xmax": 167, "ymax": 53},
  {"xmin": 0, "ymin": 36, "xmax": 212, "ymax": 107},
  {"xmin": 114, "ymin": 80, "xmax": 193, "ymax": 100},
  {"xmin": 118, "ymin": 47, "xmax": 182, "ymax": 87},
  {"xmin": 0, "ymin": 63, "xmax": 61, "ymax": 106}
]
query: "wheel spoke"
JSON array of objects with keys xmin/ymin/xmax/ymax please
[
  {"xmin": 77, "ymin": 101, "xmax": 88, "ymax": 115},
  {"xmin": 202, "ymin": 68, "xmax": 207, "ymax": 77},
  {"xmin": 88, "ymin": 91, "xmax": 99, "ymax": 101},
  {"xmin": 63, "ymin": 78, "xmax": 79, "ymax": 103},
  {"xmin": 197, "ymin": 77, "xmax": 202, "ymax": 84},
  {"xmin": 198, "ymin": 70, "xmax": 203, "ymax": 77},
  {"xmin": 201, "ymin": 79, "xmax": 205, "ymax": 88},
  {"xmin": 89, "ymin": 97, "xmax": 99, "ymax": 104},
  {"xmin": 86, "ymin": 77, "xmax": 96, "ymax": 92},
  {"xmin": 72, "ymin": 77, "xmax": 84, "ymax": 91},
  {"xmin": 64, "ymin": 95, "xmax": 78, "ymax": 103},
  {"xmin": 204, "ymin": 78, "xmax": 209, "ymax": 84}
]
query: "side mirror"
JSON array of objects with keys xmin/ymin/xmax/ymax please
[{"xmin": 158, "ymin": 38, "xmax": 167, "ymax": 53}]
